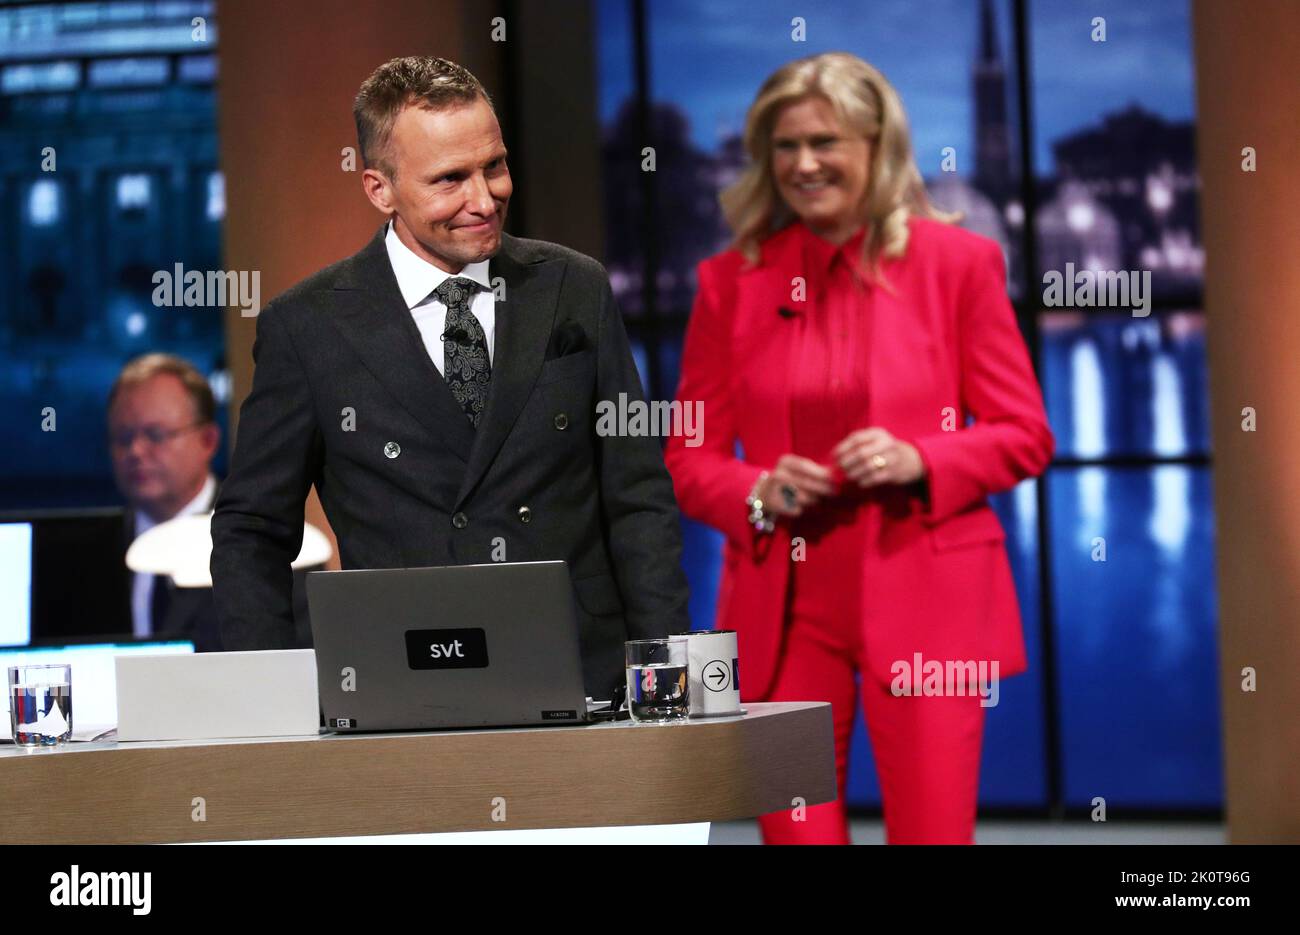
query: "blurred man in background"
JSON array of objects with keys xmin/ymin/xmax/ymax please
[
  {"xmin": 108, "ymin": 353, "xmax": 223, "ymax": 649},
  {"xmin": 108, "ymin": 353, "xmax": 315, "ymax": 650}
]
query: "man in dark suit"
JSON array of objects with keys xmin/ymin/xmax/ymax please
[
  {"xmin": 109, "ymin": 353, "xmax": 314, "ymax": 651},
  {"xmin": 109, "ymin": 353, "xmax": 225, "ymax": 651},
  {"xmin": 211, "ymin": 56, "xmax": 689, "ymax": 700}
]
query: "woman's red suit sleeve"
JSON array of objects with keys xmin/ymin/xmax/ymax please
[
  {"xmin": 910, "ymin": 238, "xmax": 1055, "ymax": 524},
  {"xmin": 664, "ymin": 257, "xmax": 767, "ymax": 548}
]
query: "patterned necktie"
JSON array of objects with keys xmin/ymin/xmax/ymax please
[{"xmin": 435, "ymin": 276, "xmax": 491, "ymax": 428}]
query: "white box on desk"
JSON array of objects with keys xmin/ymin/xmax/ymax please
[{"xmin": 115, "ymin": 649, "xmax": 319, "ymax": 741}]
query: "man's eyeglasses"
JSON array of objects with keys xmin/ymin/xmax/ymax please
[{"xmin": 109, "ymin": 423, "xmax": 207, "ymax": 450}]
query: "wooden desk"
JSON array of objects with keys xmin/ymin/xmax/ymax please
[{"xmin": 0, "ymin": 702, "xmax": 833, "ymax": 843}]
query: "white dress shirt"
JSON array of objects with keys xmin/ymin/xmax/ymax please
[
  {"xmin": 384, "ymin": 220, "xmax": 496, "ymax": 374},
  {"xmin": 131, "ymin": 473, "xmax": 217, "ymax": 638}
]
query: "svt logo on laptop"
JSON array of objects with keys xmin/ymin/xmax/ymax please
[{"xmin": 404, "ymin": 628, "xmax": 490, "ymax": 670}]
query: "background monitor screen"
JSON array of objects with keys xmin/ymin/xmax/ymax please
[
  {"xmin": 0, "ymin": 510, "xmax": 133, "ymax": 643},
  {"xmin": 0, "ymin": 523, "xmax": 33, "ymax": 646}
]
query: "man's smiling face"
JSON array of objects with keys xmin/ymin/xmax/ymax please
[{"xmin": 363, "ymin": 96, "xmax": 512, "ymax": 273}]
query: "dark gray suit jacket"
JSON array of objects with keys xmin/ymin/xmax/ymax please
[{"xmin": 211, "ymin": 225, "xmax": 690, "ymax": 699}]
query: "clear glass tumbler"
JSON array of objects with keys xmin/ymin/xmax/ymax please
[
  {"xmin": 8, "ymin": 664, "xmax": 73, "ymax": 747},
  {"xmin": 624, "ymin": 638, "xmax": 689, "ymax": 724}
]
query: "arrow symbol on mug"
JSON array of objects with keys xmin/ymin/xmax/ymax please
[{"xmin": 704, "ymin": 660, "xmax": 730, "ymax": 691}]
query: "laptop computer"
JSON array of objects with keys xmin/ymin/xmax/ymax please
[{"xmin": 306, "ymin": 560, "xmax": 598, "ymax": 732}]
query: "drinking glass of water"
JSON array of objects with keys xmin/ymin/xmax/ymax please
[
  {"xmin": 625, "ymin": 638, "xmax": 689, "ymax": 724},
  {"xmin": 8, "ymin": 664, "xmax": 73, "ymax": 747}
]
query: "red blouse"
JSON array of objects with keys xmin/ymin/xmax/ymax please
[
  {"xmin": 788, "ymin": 222, "xmax": 873, "ymax": 485},
  {"xmin": 781, "ymin": 221, "xmax": 880, "ymax": 561}
]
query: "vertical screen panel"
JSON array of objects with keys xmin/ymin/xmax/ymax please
[
  {"xmin": 1047, "ymin": 465, "xmax": 1221, "ymax": 808},
  {"xmin": 0, "ymin": 1, "xmax": 226, "ymax": 510},
  {"xmin": 1030, "ymin": 0, "xmax": 1202, "ymax": 304}
]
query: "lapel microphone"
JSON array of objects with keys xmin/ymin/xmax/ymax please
[
  {"xmin": 441, "ymin": 326, "xmax": 471, "ymax": 344},
  {"xmin": 777, "ymin": 306, "xmax": 800, "ymax": 319}
]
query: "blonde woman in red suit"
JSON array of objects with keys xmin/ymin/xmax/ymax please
[{"xmin": 664, "ymin": 52, "xmax": 1053, "ymax": 845}]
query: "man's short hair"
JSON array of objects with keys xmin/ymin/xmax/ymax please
[
  {"xmin": 353, "ymin": 56, "xmax": 493, "ymax": 181},
  {"xmin": 108, "ymin": 353, "xmax": 216, "ymax": 425}
]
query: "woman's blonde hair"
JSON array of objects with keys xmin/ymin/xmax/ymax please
[{"xmin": 720, "ymin": 51, "xmax": 957, "ymax": 280}]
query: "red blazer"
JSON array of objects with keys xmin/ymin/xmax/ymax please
[{"xmin": 664, "ymin": 217, "xmax": 1054, "ymax": 699}]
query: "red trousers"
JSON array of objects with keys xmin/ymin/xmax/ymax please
[{"xmin": 756, "ymin": 503, "xmax": 987, "ymax": 845}]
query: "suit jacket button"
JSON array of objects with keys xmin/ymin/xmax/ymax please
[
  {"xmin": 383, "ymin": 441, "xmax": 401, "ymax": 459},
  {"xmin": 451, "ymin": 512, "xmax": 468, "ymax": 529},
  {"xmin": 518, "ymin": 506, "xmax": 531, "ymax": 524},
  {"xmin": 553, "ymin": 412, "xmax": 569, "ymax": 431}
]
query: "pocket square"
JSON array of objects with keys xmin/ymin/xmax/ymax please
[{"xmin": 547, "ymin": 319, "xmax": 590, "ymax": 359}]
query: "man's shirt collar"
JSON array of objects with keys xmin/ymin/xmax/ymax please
[{"xmin": 385, "ymin": 219, "xmax": 493, "ymax": 308}]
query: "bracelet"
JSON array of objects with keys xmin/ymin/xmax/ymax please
[{"xmin": 745, "ymin": 470, "xmax": 776, "ymax": 534}]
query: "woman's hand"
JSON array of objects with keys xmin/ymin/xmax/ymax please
[
  {"xmin": 832, "ymin": 427, "xmax": 927, "ymax": 487},
  {"xmin": 756, "ymin": 455, "xmax": 837, "ymax": 517}
]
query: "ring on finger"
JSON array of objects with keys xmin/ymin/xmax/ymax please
[
  {"xmin": 870, "ymin": 454, "xmax": 888, "ymax": 471},
  {"xmin": 780, "ymin": 484, "xmax": 798, "ymax": 510}
]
